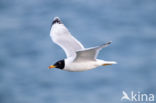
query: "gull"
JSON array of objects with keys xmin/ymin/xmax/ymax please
[{"xmin": 48, "ymin": 17, "xmax": 117, "ymax": 72}]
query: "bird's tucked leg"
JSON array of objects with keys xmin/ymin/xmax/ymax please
[{"xmin": 102, "ymin": 64, "xmax": 112, "ymax": 66}]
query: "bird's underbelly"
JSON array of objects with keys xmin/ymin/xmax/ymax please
[{"xmin": 64, "ymin": 61, "xmax": 99, "ymax": 72}]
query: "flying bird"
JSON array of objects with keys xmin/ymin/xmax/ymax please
[{"xmin": 48, "ymin": 17, "xmax": 117, "ymax": 72}]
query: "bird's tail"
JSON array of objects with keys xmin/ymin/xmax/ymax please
[{"xmin": 102, "ymin": 61, "xmax": 117, "ymax": 66}]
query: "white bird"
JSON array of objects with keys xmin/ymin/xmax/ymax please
[{"xmin": 48, "ymin": 17, "xmax": 117, "ymax": 72}]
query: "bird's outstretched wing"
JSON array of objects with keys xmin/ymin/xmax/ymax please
[
  {"xmin": 50, "ymin": 17, "xmax": 84, "ymax": 57},
  {"xmin": 74, "ymin": 41, "xmax": 112, "ymax": 62}
]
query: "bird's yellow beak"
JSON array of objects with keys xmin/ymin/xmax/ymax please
[{"xmin": 48, "ymin": 65, "xmax": 56, "ymax": 69}]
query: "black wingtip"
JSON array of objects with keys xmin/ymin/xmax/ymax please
[{"xmin": 52, "ymin": 17, "xmax": 62, "ymax": 25}]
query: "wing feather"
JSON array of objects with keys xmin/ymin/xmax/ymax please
[
  {"xmin": 50, "ymin": 17, "xmax": 84, "ymax": 57},
  {"xmin": 74, "ymin": 41, "xmax": 112, "ymax": 62}
]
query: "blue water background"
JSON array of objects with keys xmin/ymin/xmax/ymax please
[{"xmin": 0, "ymin": 0, "xmax": 156, "ymax": 103}]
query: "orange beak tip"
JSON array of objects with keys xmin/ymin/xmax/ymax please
[{"xmin": 48, "ymin": 65, "xmax": 56, "ymax": 69}]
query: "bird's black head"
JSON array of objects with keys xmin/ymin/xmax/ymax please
[
  {"xmin": 52, "ymin": 17, "xmax": 62, "ymax": 25},
  {"xmin": 48, "ymin": 60, "xmax": 65, "ymax": 70}
]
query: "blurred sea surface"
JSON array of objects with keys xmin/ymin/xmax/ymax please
[{"xmin": 0, "ymin": 0, "xmax": 156, "ymax": 103}]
